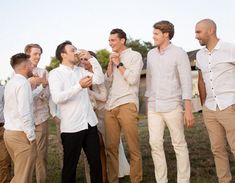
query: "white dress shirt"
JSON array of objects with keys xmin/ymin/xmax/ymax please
[
  {"xmin": 0, "ymin": 85, "xmax": 4, "ymax": 123},
  {"xmin": 145, "ymin": 44, "xmax": 192, "ymax": 112},
  {"xmin": 4, "ymin": 74, "xmax": 35, "ymax": 141},
  {"xmin": 48, "ymin": 57, "xmax": 104, "ymax": 133},
  {"xmin": 196, "ymin": 40, "xmax": 235, "ymax": 110}
]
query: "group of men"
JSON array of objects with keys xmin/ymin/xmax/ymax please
[{"xmin": 0, "ymin": 18, "xmax": 235, "ymax": 183}]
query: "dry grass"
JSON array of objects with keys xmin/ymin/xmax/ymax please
[{"xmin": 46, "ymin": 113, "xmax": 235, "ymax": 183}]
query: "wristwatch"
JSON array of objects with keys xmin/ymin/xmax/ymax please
[{"xmin": 117, "ymin": 62, "xmax": 124, "ymax": 68}]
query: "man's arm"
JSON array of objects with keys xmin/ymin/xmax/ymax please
[
  {"xmin": 198, "ymin": 70, "xmax": 206, "ymax": 105},
  {"xmin": 118, "ymin": 53, "xmax": 143, "ymax": 85},
  {"xmin": 49, "ymin": 71, "xmax": 82, "ymax": 105},
  {"xmin": 86, "ymin": 57, "xmax": 104, "ymax": 85},
  {"xmin": 18, "ymin": 82, "xmax": 35, "ymax": 142}
]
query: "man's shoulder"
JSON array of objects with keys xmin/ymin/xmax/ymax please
[
  {"xmin": 220, "ymin": 41, "xmax": 235, "ymax": 50},
  {"xmin": 7, "ymin": 75, "xmax": 28, "ymax": 89},
  {"xmin": 148, "ymin": 48, "xmax": 156, "ymax": 55},
  {"xmin": 127, "ymin": 48, "xmax": 142, "ymax": 57},
  {"xmin": 49, "ymin": 66, "xmax": 62, "ymax": 75},
  {"xmin": 170, "ymin": 44, "xmax": 186, "ymax": 53}
]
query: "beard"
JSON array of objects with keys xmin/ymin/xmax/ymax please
[
  {"xmin": 199, "ymin": 40, "xmax": 206, "ymax": 46},
  {"xmin": 27, "ymin": 70, "xmax": 34, "ymax": 78}
]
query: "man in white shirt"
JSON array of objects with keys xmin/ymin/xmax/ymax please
[
  {"xmin": 105, "ymin": 29, "xmax": 143, "ymax": 183},
  {"xmin": 4, "ymin": 53, "xmax": 36, "ymax": 183},
  {"xmin": 0, "ymin": 85, "xmax": 11, "ymax": 183},
  {"xmin": 25, "ymin": 43, "xmax": 50, "ymax": 183},
  {"xmin": 145, "ymin": 20, "xmax": 194, "ymax": 183},
  {"xmin": 195, "ymin": 19, "xmax": 235, "ymax": 183},
  {"xmin": 49, "ymin": 41, "xmax": 104, "ymax": 183}
]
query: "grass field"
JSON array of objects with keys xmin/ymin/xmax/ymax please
[{"xmin": 46, "ymin": 113, "xmax": 235, "ymax": 183}]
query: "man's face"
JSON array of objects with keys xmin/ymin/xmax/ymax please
[
  {"xmin": 153, "ymin": 29, "xmax": 167, "ymax": 47},
  {"xmin": 195, "ymin": 23, "xmax": 210, "ymax": 46},
  {"xmin": 80, "ymin": 57, "xmax": 92, "ymax": 71},
  {"xmin": 108, "ymin": 34, "xmax": 125, "ymax": 52},
  {"xmin": 63, "ymin": 44, "xmax": 78, "ymax": 65},
  {"xmin": 29, "ymin": 47, "xmax": 42, "ymax": 67}
]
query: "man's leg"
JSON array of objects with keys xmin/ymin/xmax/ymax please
[
  {"xmin": 148, "ymin": 110, "xmax": 167, "ymax": 183},
  {"xmin": 0, "ymin": 127, "xmax": 11, "ymax": 183},
  {"xmin": 83, "ymin": 125, "xmax": 102, "ymax": 183},
  {"xmin": 81, "ymin": 149, "xmax": 91, "ymax": 183},
  {"xmin": 35, "ymin": 121, "xmax": 48, "ymax": 183},
  {"xmin": 203, "ymin": 106, "xmax": 231, "ymax": 183},
  {"xmin": 104, "ymin": 108, "xmax": 121, "ymax": 183},
  {"xmin": 218, "ymin": 105, "xmax": 235, "ymax": 157},
  {"xmin": 118, "ymin": 103, "xmax": 142, "ymax": 183},
  {"xmin": 164, "ymin": 106, "xmax": 190, "ymax": 183},
  {"xmin": 61, "ymin": 131, "xmax": 84, "ymax": 183},
  {"xmin": 55, "ymin": 119, "xmax": 63, "ymax": 168},
  {"xmin": 4, "ymin": 130, "xmax": 36, "ymax": 183}
]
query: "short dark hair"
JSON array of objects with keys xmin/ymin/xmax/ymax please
[
  {"xmin": 55, "ymin": 41, "xmax": 72, "ymax": 63},
  {"xmin": 153, "ymin": 20, "xmax": 175, "ymax": 40},
  {"xmin": 88, "ymin": 51, "xmax": 97, "ymax": 59},
  {"xmin": 10, "ymin": 53, "xmax": 30, "ymax": 69},
  {"xmin": 110, "ymin": 28, "xmax": 127, "ymax": 44},
  {"xmin": 24, "ymin": 43, "xmax": 43, "ymax": 55}
]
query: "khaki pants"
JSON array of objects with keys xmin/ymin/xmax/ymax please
[
  {"xmin": 104, "ymin": 103, "xmax": 142, "ymax": 183},
  {"xmin": 54, "ymin": 119, "xmax": 63, "ymax": 168},
  {"xmin": 203, "ymin": 105, "xmax": 235, "ymax": 183},
  {"xmin": 35, "ymin": 121, "xmax": 48, "ymax": 183},
  {"xmin": 148, "ymin": 106, "xmax": 190, "ymax": 183},
  {"xmin": 4, "ymin": 130, "xmax": 36, "ymax": 183},
  {"xmin": 0, "ymin": 127, "xmax": 11, "ymax": 183}
]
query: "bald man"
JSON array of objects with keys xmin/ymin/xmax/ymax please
[{"xmin": 195, "ymin": 19, "xmax": 235, "ymax": 183}]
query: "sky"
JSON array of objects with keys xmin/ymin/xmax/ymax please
[{"xmin": 0, "ymin": 0, "xmax": 235, "ymax": 81}]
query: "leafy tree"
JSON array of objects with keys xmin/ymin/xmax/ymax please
[
  {"xmin": 96, "ymin": 49, "xmax": 110, "ymax": 71},
  {"xmin": 126, "ymin": 38, "xmax": 154, "ymax": 59},
  {"xmin": 46, "ymin": 57, "xmax": 60, "ymax": 72}
]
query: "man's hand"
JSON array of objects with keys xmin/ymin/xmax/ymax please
[
  {"xmin": 184, "ymin": 110, "xmax": 195, "ymax": 128},
  {"xmin": 79, "ymin": 76, "xmax": 92, "ymax": 88},
  {"xmin": 110, "ymin": 52, "xmax": 120, "ymax": 66},
  {"xmin": 184, "ymin": 100, "xmax": 195, "ymax": 128},
  {"xmin": 78, "ymin": 49, "xmax": 92, "ymax": 60},
  {"xmin": 29, "ymin": 76, "xmax": 42, "ymax": 88},
  {"xmin": 41, "ymin": 72, "xmax": 48, "ymax": 88}
]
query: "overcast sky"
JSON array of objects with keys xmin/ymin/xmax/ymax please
[{"xmin": 0, "ymin": 0, "xmax": 234, "ymax": 80}]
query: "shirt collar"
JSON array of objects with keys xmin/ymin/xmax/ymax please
[
  {"xmin": 59, "ymin": 64, "xmax": 78, "ymax": 71},
  {"xmin": 156, "ymin": 43, "xmax": 173, "ymax": 54},
  {"xmin": 203, "ymin": 39, "xmax": 222, "ymax": 53}
]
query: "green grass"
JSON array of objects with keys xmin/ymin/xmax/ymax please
[{"xmin": 46, "ymin": 113, "xmax": 235, "ymax": 183}]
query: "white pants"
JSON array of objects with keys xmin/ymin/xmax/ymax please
[{"xmin": 148, "ymin": 106, "xmax": 190, "ymax": 183}]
